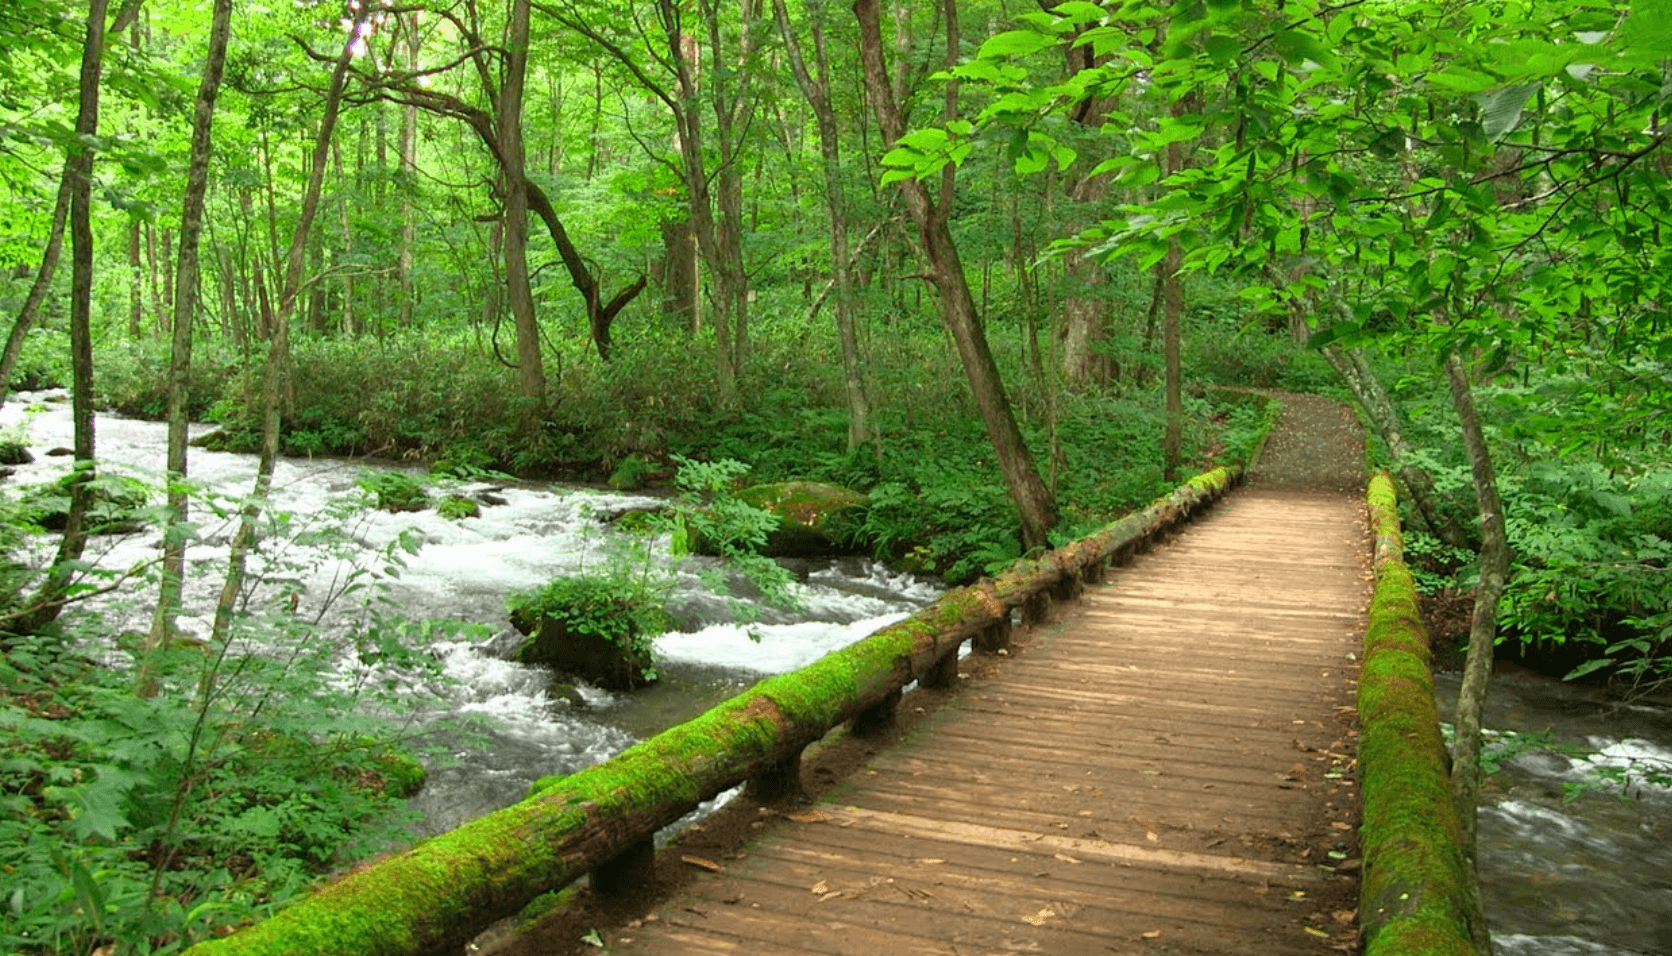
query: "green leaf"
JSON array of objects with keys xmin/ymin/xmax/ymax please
[
  {"xmin": 1564, "ymin": 657, "xmax": 1613, "ymax": 680},
  {"xmin": 1477, "ymin": 83, "xmax": 1541, "ymax": 140},
  {"xmin": 1428, "ymin": 68, "xmax": 1500, "ymax": 93},
  {"xmin": 977, "ymin": 29, "xmax": 1059, "ymax": 60}
]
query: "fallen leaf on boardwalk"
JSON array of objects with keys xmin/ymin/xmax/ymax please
[
  {"xmin": 1330, "ymin": 822, "xmax": 1353, "ymax": 831},
  {"xmin": 1142, "ymin": 930, "xmax": 1162, "ymax": 939},
  {"xmin": 1305, "ymin": 927, "xmax": 1330, "ymax": 938},
  {"xmin": 810, "ymin": 880, "xmax": 831, "ymax": 895},
  {"xmin": 917, "ymin": 858, "xmax": 946, "ymax": 864},
  {"xmin": 1053, "ymin": 854, "xmax": 1082, "ymax": 864},
  {"xmin": 787, "ymin": 811, "xmax": 829, "ymax": 824},
  {"xmin": 1146, "ymin": 832, "xmax": 1159, "ymax": 843},
  {"xmin": 816, "ymin": 891, "xmax": 844, "ymax": 903},
  {"xmin": 681, "ymin": 855, "xmax": 723, "ymax": 872},
  {"xmin": 1021, "ymin": 907, "xmax": 1056, "ymax": 926}
]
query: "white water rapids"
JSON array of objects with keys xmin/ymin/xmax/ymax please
[{"xmin": 0, "ymin": 392, "xmax": 940, "ymax": 834}]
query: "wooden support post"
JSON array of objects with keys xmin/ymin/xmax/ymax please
[
  {"xmin": 591, "ymin": 836, "xmax": 655, "ymax": 897},
  {"xmin": 1022, "ymin": 592, "xmax": 1050, "ymax": 627},
  {"xmin": 975, "ymin": 616, "xmax": 1012, "ymax": 653},
  {"xmin": 747, "ymin": 749, "xmax": 805, "ymax": 804},
  {"xmin": 1054, "ymin": 574, "xmax": 1082, "ymax": 603},
  {"xmin": 1083, "ymin": 558, "xmax": 1106, "ymax": 585},
  {"xmin": 851, "ymin": 688, "xmax": 901, "ymax": 737},
  {"xmin": 921, "ymin": 644, "xmax": 960, "ymax": 688}
]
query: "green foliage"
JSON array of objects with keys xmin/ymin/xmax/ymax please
[
  {"xmin": 354, "ymin": 470, "xmax": 428, "ymax": 514},
  {"xmin": 435, "ymin": 494, "xmax": 480, "ymax": 521},
  {"xmin": 508, "ymin": 572, "xmax": 670, "ymax": 684},
  {"xmin": 666, "ymin": 455, "xmax": 798, "ymax": 614}
]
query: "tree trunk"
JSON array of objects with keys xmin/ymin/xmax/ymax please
[
  {"xmin": 0, "ymin": 172, "xmax": 72, "ymax": 411},
  {"xmin": 771, "ymin": 0, "xmax": 873, "ymax": 453},
  {"xmin": 497, "ymin": 0, "xmax": 545, "ymax": 429},
  {"xmin": 20, "ymin": 0, "xmax": 108, "ymax": 634},
  {"xmin": 1322, "ymin": 344, "xmax": 1473, "ymax": 549},
  {"xmin": 1160, "ymin": 99, "xmax": 1186, "ymax": 482},
  {"xmin": 141, "ymin": 0, "xmax": 231, "ymax": 687},
  {"xmin": 397, "ymin": 10, "xmax": 420, "ymax": 328},
  {"xmin": 1443, "ymin": 349, "xmax": 1506, "ymax": 956},
  {"xmin": 853, "ymin": 0, "xmax": 1058, "ymax": 550},
  {"xmin": 210, "ymin": 10, "xmax": 358, "ymax": 646}
]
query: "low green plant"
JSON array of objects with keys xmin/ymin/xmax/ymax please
[
  {"xmin": 435, "ymin": 494, "xmax": 480, "ymax": 521},
  {"xmin": 507, "ymin": 572, "xmax": 671, "ymax": 685},
  {"xmin": 355, "ymin": 470, "xmax": 429, "ymax": 513}
]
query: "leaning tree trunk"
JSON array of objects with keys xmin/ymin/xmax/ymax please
[
  {"xmin": 1322, "ymin": 344, "xmax": 1473, "ymax": 550},
  {"xmin": 1442, "ymin": 349, "xmax": 1505, "ymax": 956},
  {"xmin": 853, "ymin": 0, "xmax": 1058, "ymax": 550},
  {"xmin": 0, "ymin": 174, "xmax": 71, "ymax": 412},
  {"xmin": 140, "ymin": 0, "xmax": 232, "ymax": 691},
  {"xmin": 209, "ymin": 11, "xmax": 358, "ymax": 647}
]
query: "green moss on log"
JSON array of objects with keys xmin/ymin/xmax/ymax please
[{"xmin": 1357, "ymin": 472, "xmax": 1479, "ymax": 956}]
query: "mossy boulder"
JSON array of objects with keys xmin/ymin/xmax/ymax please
[
  {"xmin": 509, "ymin": 610, "xmax": 658, "ymax": 692},
  {"xmin": 507, "ymin": 576, "xmax": 669, "ymax": 692},
  {"xmin": 734, "ymin": 481, "xmax": 868, "ymax": 557},
  {"xmin": 0, "ymin": 440, "xmax": 32, "ymax": 465}
]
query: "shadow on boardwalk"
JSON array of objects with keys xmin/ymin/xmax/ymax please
[{"xmin": 494, "ymin": 394, "xmax": 1371, "ymax": 956}]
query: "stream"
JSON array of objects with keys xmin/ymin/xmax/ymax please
[
  {"xmin": 1436, "ymin": 668, "xmax": 1672, "ymax": 956},
  {"xmin": 0, "ymin": 393, "xmax": 940, "ymax": 836}
]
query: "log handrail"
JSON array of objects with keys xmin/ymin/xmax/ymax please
[{"xmin": 186, "ymin": 466, "xmax": 1246, "ymax": 956}]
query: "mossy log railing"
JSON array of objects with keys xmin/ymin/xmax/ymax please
[
  {"xmin": 1358, "ymin": 473, "xmax": 1483, "ymax": 955},
  {"xmin": 184, "ymin": 466, "xmax": 1242, "ymax": 956}
]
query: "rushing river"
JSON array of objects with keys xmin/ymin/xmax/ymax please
[
  {"xmin": 0, "ymin": 393, "xmax": 939, "ymax": 835},
  {"xmin": 1436, "ymin": 669, "xmax": 1672, "ymax": 956}
]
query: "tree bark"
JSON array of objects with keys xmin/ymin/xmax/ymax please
[
  {"xmin": 141, "ymin": 0, "xmax": 231, "ymax": 685},
  {"xmin": 1322, "ymin": 344, "xmax": 1473, "ymax": 549},
  {"xmin": 1443, "ymin": 349, "xmax": 1506, "ymax": 956},
  {"xmin": 853, "ymin": 0, "xmax": 1058, "ymax": 550},
  {"xmin": 210, "ymin": 11, "xmax": 358, "ymax": 646},
  {"xmin": 771, "ymin": 0, "xmax": 873, "ymax": 453},
  {"xmin": 397, "ymin": 10, "xmax": 420, "ymax": 328},
  {"xmin": 497, "ymin": 0, "xmax": 545, "ymax": 428},
  {"xmin": 19, "ymin": 0, "xmax": 109, "ymax": 634},
  {"xmin": 0, "ymin": 173, "xmax": 72, "ymax": 411},
  {"xmin": 1160, "ymin": 97, "xmax": 1187, "ymax": 482}
]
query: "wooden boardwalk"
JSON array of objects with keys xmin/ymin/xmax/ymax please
[{"xmin": 606, "ymin": 486, "xmax": 1370, "ymax": 955}]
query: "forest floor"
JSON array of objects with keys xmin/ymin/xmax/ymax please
[{"xmin": 480, "ymin": 392, "xmax": 1371, "ymax": 956}]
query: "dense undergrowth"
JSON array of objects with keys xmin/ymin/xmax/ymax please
[
  {"xmin": 1357, "ymin": 350, "xmax": 1672, "ymax": 696},
  {"xmin": 63, "ymin": 309, "xmax": 1304, "ymax": 584}
]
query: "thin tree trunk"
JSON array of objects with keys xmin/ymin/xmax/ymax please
[
  {"xmin": 210, "ymin": 12, "xmax": 359, "ymax": 646},
  {"xmin": 397, "ymin": 10, "xmax": 420, "ymax": 328},
  {"xmin": 127, "ymin": 218, "xmax": 143, "ymax": 337},
  {"xmin": 1442, "ymin": 349, "xmax": 1505, "ymax": 956},
  {"xmin": 20, "ymin": 0, "xmax": 109, "ymax": 634},
  {"xmin": 771, "ymin": 0, "xmax": 873, "ymax": 453},
  {"xmin": 1323, "ymin": 344, "xmax": 1473, "ymax": 549},
  {"xmin": 0, "ymin": 173, "xmax": 72, "ymax": 410},
  {"xmin": 1159, "ymin": 106, "xmax": 1185, "ymax": 482},
  {"xmin": 141, "ymin": 0, "xmax": 232, "ymax": 687},
  {"xmin": 853, "ymin": 0, "xmax": 1058, "ymax": 550}
]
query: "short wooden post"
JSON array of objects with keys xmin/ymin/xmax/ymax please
[
  {"xmin": 851, "ymin": 688, "xmax": 901, "ymax": 737},
  {"xmin": 975, "ymin": 616, "xmax": 1012, "ymax": 653},
  {"xmin": 592, "ymin": 836, "xmax": 655, "ymax": 897},
  {"xmin": 1054, "ymin": 574, "xmax": 1082, "ymax": 603},
  {"xmin": 921, "ymin": 645, "xmax": 960, "ymax": 688},
  {"xmin": 1021, "ymin": 592, "xmax": 1050, "ymax": 627},
  {"xmin": 747, "ymin": 749, "xmax": 805, "ymax": 804}
]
